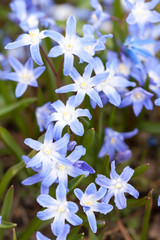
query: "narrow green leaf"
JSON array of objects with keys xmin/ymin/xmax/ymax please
[
  {"xmin": 0, "ymin": 127, "xmax": 24, "ymax": 162},
  {"xmin": 1, "ymin": 185, "xmax": 14, "ymax": 220},
  {"xmin": 132, "ymin": 163, "xmax": 149, "ymax": 178},
  {"xmin": 68, "ymin": 226, "xmax": 81, "ymax": 240},
  {"xmin": 103, "ymin": 155, "xmax": 110, "ymax": 178},
  {"xmin": 0, "ymin": 220, "xmax": 17, "ymax": 229},
  {"xmin": 13, "ymin": 229, "xmax": 17, "ymax": 240},
  {"xmin": 82, "ymin": 128, "xmax": 95, "ymax": 150},
  {"xmin": 138, "ymin": 121, "xmax": 160, "ymax": 134},
  {"xmin": 0, "ymin": 97, "xmax": 37, "ymax": 118},
  {"xmin": 18, "ymin": 217, "xmax": 43, "ymax": 240},
  {"xmin": 127, "ymin": 196, "xmax": 149, "ymax": 208},
  {"xmin": 0, "ymin": 161, "xmax": 25, "ymax": 202},
  {"xmin": 68, "ymin": 175, "xmax": 85, "ymax": 194},
  {"xmin": 141, "ymin": 190, "xmax": 153, "ymax": 240}
]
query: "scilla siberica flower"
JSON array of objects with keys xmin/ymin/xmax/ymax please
[
  {"xmin": 93, "ymin": 57, "xmax": 136, "ymax": 107},
  {"xmin": 5, "ymin": 56, "xmax": 45, "ymax": 98},
  {"xmin": 47, "ymin": 96, "xmax": 92, "ymax": 140},
  {"xmin": 98, "ymin": 128, "xmax": 138, "ymax": 161},
  {"xmin": 5, "ymin": 28, "xmax": 47, "ymax": 65},
  {"xmin": 125, "ymin": 0, "xmax": 160, "ymax": 34},
  {"xmin": 24, "ymin": 124, "xmax": 69, "ymax": 177},
  {"xmin": 36, "ymin": 224, "xmax": 70, "ymax": 240},
  {"xmin": 56, "ymin": 62, "xmax": 109, "ymax": 108},
  {"xmin": 120, "ymin": 87, "xmax": 154, "ymax": 116},
  {"xmin": 74, "ymin": 183, "xmax": 113, "ymax": 233},
  {"xmin": 37, "ymin": 184, "xmax": 82, "ymax": 236},
  {"xmin": 96, "ymin": 161, "xmax": 139, "ymax": 209},
  {"xmin": 43, "ymin": 16, "xmax": 95, "ymax": 76}
]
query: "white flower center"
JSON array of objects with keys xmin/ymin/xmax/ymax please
[
  {"xmin": 132, "ymin": 90, "xmax": 144, "ymax": 102},
  {"xmin": 149, "ymin": 71, "xmax": 159, "ymax": 83},
  {"xmin": 40, "ymin": 144, "xmax": 52, "ymax": 155},
  {"xmin": 29, "ymin": 30, "xmax": 41, "ymax": 45},
  {"xmin": 63, "ymin": 111, "xmax": 71, "ymax": 122},
  {"xmin": 58, "ymin": 204, "xmax": 66, "ymax": 212},
  {"xmin": 19, "ymin": 69, "xmax": 34, "ymax": 83},
  {"xmin": 80, "ymin": 81, "xmax": 88, "ymax": 89},
  {"xmin": 58, "ymin": 163, "xmax": 66, "ymax": 171},
  {"xmin": 118, "ymin": 63, "xmax": 130, "ymax": 76}
]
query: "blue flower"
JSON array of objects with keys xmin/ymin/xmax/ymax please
[
  {"xmin": 47, "ymin": 96, "xmax": 92, "ymax": 140},
  {"xmin": 155, "ymin": 97, "xmax": 160, "ymax": 106},
  {"xmin": 5, "ymin": 56, "xmax": 45, "ymax": 97},
  {"xmin": 93, "ymin": 57, "xmax": 136, "ymax": 106},
  {"xmin": 82, "ymin": 24, "xmax": 112, "ymax": 56},
  {"xmin": 24, "ymin": 124, "xmax": 69, "ymax": 177},
  {"xmin": 56, "ymin": 63, "xmax": 109, "ymax": 107},
  {"xmin": 120, "ymin": 87, "xmax": 154, "ymax": 116},
  {"xmin": 35, "ymin": 102, "xmax": 54, "ymax": 132},
  {"xmin": 95, "ymin": 161, "xmax": 139, "ymax": 209},
  {"xmin": 37, "ymin": 184, "xmax": 82, "ymax": 236},
  {"xmin": 158, "ymin": 195, "xmax": 160, "ymax": 206},
  {"xmin": 44, "ymin": 16, "xmax": 95, "ymax": 76},
  {"xmin": 5, "ymin": 28, "xmax": 47, "ymax": 65},
  {"xmin": 0, "ymin": 216, "xmax": 2, "ymax": 224},
  {"xmin": 74, "ymin": 183, "xmax": 113, "ymax": 233},
  {"xmin": 121, "ymin": 36, "xmax": 155, "ymax": 65},
  {"xmin": 36, "ymin": 224, "xmax": 70, "ymax": 240},
  {"xmin": 126, "ymin": 0, "xmax": 160, "ymax": 35},
  {"xmin": 89, "ymin": 0, "xmax": 110, "ymax": 32},
  {"xmin": 98, "ymin": 127, "xmax": 138, "ymax": 161}
]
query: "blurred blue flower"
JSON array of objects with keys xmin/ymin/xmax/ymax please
[
  {"xmin": 125, "ymin": 0, "xmax": 160, "ymax": 35},
  {"xmin": 95, "ymin": 161, "xmax": 139, "ymax": 209},
  {"xmin": 37, "ymin": 184, "xmax": 82, "ymax": 236},
  {"xmin": 47, "ymin": 96, "xmax": 92, "ymax": 140},
  {"xmin": 74, "ymin": 183, "xmax": 113, "ymax": 233},
  {"xmin": 120, "ymin": 87, "xmax": 154, "ymax": 116},
  {"xmin": 5, "ymin": 56, "xmax": 45, "ymax": 98},
  {"xmin": 98, "ymin": 127, "xmax": 138, "ymax": 161},
  {"xmin": 158, "ymin": 195, "xmax": 160, "ymax": 206}
]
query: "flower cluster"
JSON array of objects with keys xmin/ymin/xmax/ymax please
[{"xmin": 1, "ymin": 0, "xmax": 160, "ymax": 239}]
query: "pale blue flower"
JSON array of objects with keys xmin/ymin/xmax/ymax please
[
  {"xmin": 93, "ymin": 57, "xmax": 136, "ymax": 107},
  {"xmin": 37, "ymin": 184, "xmax": 82, "ymax": 236},
  {"xmin": 5, "ymin": 56, "xmax": 45, "ymax": 97},
  {"xmin": 56, "ymin": 63, "xmax": 109, "ymax": 107},
  {"xmin": 44, "ymin": 16, "xmax": 95, "ymax": 75},
  {"xmin": 120, "ymin": 87, "xmax": 154, "ymax": 116},
  {"xmin": 24, "ymin": 124, "xmax": 69, "ymax": 177},
  {"xmin": 47, "ymin": 96, "xmax": 92, "ymax": 140},
  {"xmin": 126, "ymin": 0, "xmax": 160, "ymax": 34},
  {"xmin": 0, "ymin": 216, "xmax": 2, "ymax": 224},
  {"xmin": 74, "ymin": 183, "xmax": 113, "ymax": 233},
  {"xmin": 96, "ymin": 161, "xmax": 139, "ymax": 209},
  {"xmin": 5, "ymin": 28, "xmax": 47, "ymax": 65}
]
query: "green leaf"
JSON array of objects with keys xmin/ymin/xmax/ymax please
[
  {"xmin": 0, "ymin": 97, "xmax": 37, "ymax": 118},
  {"xmin": 127, "ymin": 196, "xmax": 149, "ymax": 208},
  {"xmin": 0, "ymin": 220, "xmax": 17, "ymax": 229},
  {"xmin": 103, "ymin": 155, "xmax": 110, "ymax": 178},
  {"xmin": 13, "ymin": 229, "xmax": 17, "ymax": 240},
  {"xmin": 141, "ymin": 190, "xmax": 153, "ymax": 240},
  {"xmin": 0, "ymin": 127, "xmax": 24, "ymax": 162},
  {"xmin": 138, "ymin": 121, "xmax": 160, "ymax": 134},
  {"xmin": 68, "ymin": 175, "xmax": 85, "ymax": 194},
  {"xmin": 0, "ymin": 161, "xmax": 25, "ymax": 202},
  {"xmin": 82, "ymin": 128, "xmax": 95, "ymax": 150},
  {"xmin": 132, "ymin": 163, "xmax": 149, "ymax": 178},
  {"xmin": 1, "ymin": 185, "xmax": 14, "ymax": 220},
  {"xmin": 68, "ymin": 226, "xmax": 81, "ymax": 240}
]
